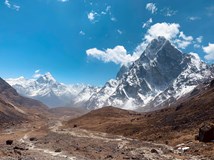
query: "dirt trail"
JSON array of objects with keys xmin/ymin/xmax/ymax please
[
  {"xmin": 19, "ymin": 132, "xmax": 77, "ymax": 160},
  {"xmin": 48, "ymin": 120, "xmax": 208, "ymax": 160},
  {"xmin": 51, "ymin": 121, "xmax": 131, "ymax": 143},
  {"xmin": 0, "ymin": 119, "xmax": 210, "ymax": 160}
]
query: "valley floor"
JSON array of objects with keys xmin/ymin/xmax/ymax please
[{"xmin": 0, "ymin": 116, "xmax": 212, "ymax": 160}]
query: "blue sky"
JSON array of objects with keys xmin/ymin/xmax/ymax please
[{"xmin": 0, "ymin": 0, "xmax": 214, "ymax": 85}]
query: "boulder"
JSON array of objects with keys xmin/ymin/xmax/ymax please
[
  {"xmin": 198, "ymin": 123, "xmax": 214, "ymax": 142},
  {"xmin": 29, "ymin": 137, "xmax": 38, "ymax": 141},
  {"xmin": 55, "ymin": 148, "xmax": 62, "ymax": 152},
  {"xmin": 14, "ymin": 145, "xmax": 28, "ymax": 150},
  {"xmin": 151, "ymin": 148, "xmax": 158, "ymax": 154},
  {"xmin": 210, "ymin": 79, "xmax": 214, "ymax": 87},
  {"xmin": 6, "ymin": 140, "xmax": 13, "ymax": 145}
]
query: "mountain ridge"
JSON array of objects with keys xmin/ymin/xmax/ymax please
[
  {"xmin": 86, "ymin": 36, "xmax": 213, "ymax": 111},
  {"xmin": 6, "ymin": 73, "xmax": 100, "ymax": 108},
  {"xmin": 0, "ymin": 77, "xmax": 49, "ymax": 127},
  {"xmin": 5, "ymin": 37, "xmax": 214, "ymax": 111}
]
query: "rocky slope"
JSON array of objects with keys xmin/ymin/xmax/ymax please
[
  {"xmin": 67, "ymin": 79, "xmax": 214, "ymax": 158},
  {"xmin": 87, "ymin": 37, "xmax": 213, "ymax": 111},
  {"xmin": 6, "ymin": 73, "xmax": 100, "ymax": 108},
  {"xmin": 0, "ymin": 77, "xmax": 48, "ymax": 126}
]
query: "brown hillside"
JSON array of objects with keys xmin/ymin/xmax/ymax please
[
  {"xmin": 66, "ymin": 82, "xmax": 214, "ymax": 158},
  {"xmin": 0, "ymin": 77, "xmax": 49, "ymax": 127}
]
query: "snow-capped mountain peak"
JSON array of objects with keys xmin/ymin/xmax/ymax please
[
  {"xmin": 86, "ymin": 37, "xmax": 214, "ymax": 111},
  {"xmin": 5, "ymin": 37, "xmax": 214, "ymax": 111},
  {"xmin": 6, "ymin": 72, "xmax": 100, "ymax": 108},
  {"xmin": 36, "ymin": 72, "xmax": 57, "ymax": 84},
  {"xmin": 142, "ymin": 36, "xmax": 168, "ymax": 60}
]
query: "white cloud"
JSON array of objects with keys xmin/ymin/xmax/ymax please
[
  {"xmin": 86, "ymin": 22, "xmax": 197, "ymax": 66},
  {"xmin": 106, "ymin": 6, "xmax": 111, "ymax": 12},
  {"xmin": 135, "ymin": 22, "xmax": 195, "ymax": 55},
  {"xmin": 58, "ymin": 0, "xmax": 69, "ymax": 2},
  {"xmin": 88, "ymin": 5, "xmax": 116, "ymax": 23},
  {"xmin": 105, "ymin": 5, "xmax": 117, "ymax": 22},
  {"xmin": 87, "ymin": 11, "xmax": 98, "ymax": 22},
  {"xmin": 174, "ymin": 39, "xmax": 192, "ymax": 49},
  {"xmin": 161, "ymin": 8, "xmax": 177, "ymax": 17},
  {"xmin": 101, "ymin": 6, "xmax": 111, "ymax": 15},
  {"xmin": 203, "ymin": 43, "xmax": 214, "ymax": 61},
  {"xmin": 196, "ymin": 36, "xmax": 203, "ymax": 43},
  {"xmin": 188, "ymin": 16, "xmax": 201, "ymax": 21},
  {"xmin": 144, "ymin": 22, "xmax": 180, "ymax": 41},
  {"xmin": 179, "ymin": 32, "xmax": 193, "ymax": 41},
  {"xmin": 194, "ymin": 44, "xmax": 201, "ymax": 48},
  {"xmin": 101, "ymin": 12, "xmax": 106, "ymax": 15},
  {"xmin": 86, "ymin": 46, "xmax": 137, "ymax": 65},
  {"xmin": 35, "ymin": 70, "xmax": 40, "ymax": 74},
  {"xmin": 190, "ymin": 52, "xmax": 200, "ymax": 60},
  {"xmin": 146, "ymin": 3, "xmax": 157, "ymax": 14},
  {"xmin": 193, "ymin": 36, "xmax": 203, "ymax": 49},
  {"xmin": 33, "ymin": 70, "xmax": 42, "ymax": 78},
  {"xmin": 79, "ymin": 30, "xmax": 85, "ymax": 36},
  {"xmin": 117, "ymin": 29, "xmax": 122, "ymax": 35},
  {"xmin": 143, "ymin": 18, "xmax": 153, "ymax": 28},
  {"xmin": 4, "ymin": 0, "xmax": 20, "ymax": 11},
  {"xmin": 13, "ymin": 5, "xmax": 20, "ymax": 11},
  {"xmin": 110, "ymin": 17, "xmax": 117, "ymax": 21},
  {"xmin": 5, "ymin": 0, "xmax": 11, "ymax": 8},
  {"xmin": 175, "ymin": 31, "xmax": 193, "ymax": 49}
]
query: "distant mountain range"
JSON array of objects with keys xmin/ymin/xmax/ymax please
[
  {"xmin": 6, "ymin": 72, "xmax": 100, "ymax": 107},
  {"xmin": 6, "ymin": 37, "xmax": 214, "ymax": 111}
]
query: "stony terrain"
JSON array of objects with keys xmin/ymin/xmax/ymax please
[
  {"xmin": 0, "ymin": 116, "xmax": 210, "ymax": 160},
  {"xmin": 67, "ymin": 81, "xmax": 214, "ymax": 159}
]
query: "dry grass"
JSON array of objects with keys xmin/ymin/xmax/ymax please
[{"xmin": 66, "ymin": 85, "xmax": 214, "ymax": 158}]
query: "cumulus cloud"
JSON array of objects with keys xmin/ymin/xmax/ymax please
[
  {"xmin": 87, "ymin": 11, "xmax": 98, "ymax": 22},
  {"xmin": 33, "ymin": 70, "xmax": 42, "ymax": 78},
  {"xmin": 196, "ymin": 36, "xmax": 203, "ymax": 43},
  {"xmin": 145, "ymin": 23, "xmax": 194, "ymax": 49},
  {"xmin": 144, "ymin": 23, "xmax": 180, "ymax": 41},
  {"xmin": 194, "ymin": 36, "xmax": 203, "ymax": 48},
  {"xmin": 175, "ymin": 32, "xmax": 193, "ymax": 49},
  {"xmin": 86, "ymin": 22, "xmax": 197, "ymax": 66},
  {"xmin": 203, "ymin": 43, "xmax": 214, "ymax": 61},
  {"xmin": 13, "ymin": 5, "xmax": 20, "ymax": 11},
  {"xmin": 5, "ymin": 0, "xmax": 11, "ymax": 8},
  {"xmin": 142, "ymin": 18, "xmax": 153, "ymax": 28},
  {"xmin": 86, "ymin": 46, "xmax": 137, "ymax": 65},
  {"xmin": 146, "ymin": 3, "xmax": 157, "ymax": 14},
  {"xmin": 133, "ymin": 22, "xmax": 195, "ymax": 56},
  {"xmin": 79, "ymin": 30, "xmax": 85, "ymax": 36},
  {"xmin": 4, "ymin": 0, "xmax": 20, "ymax": 11}
]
